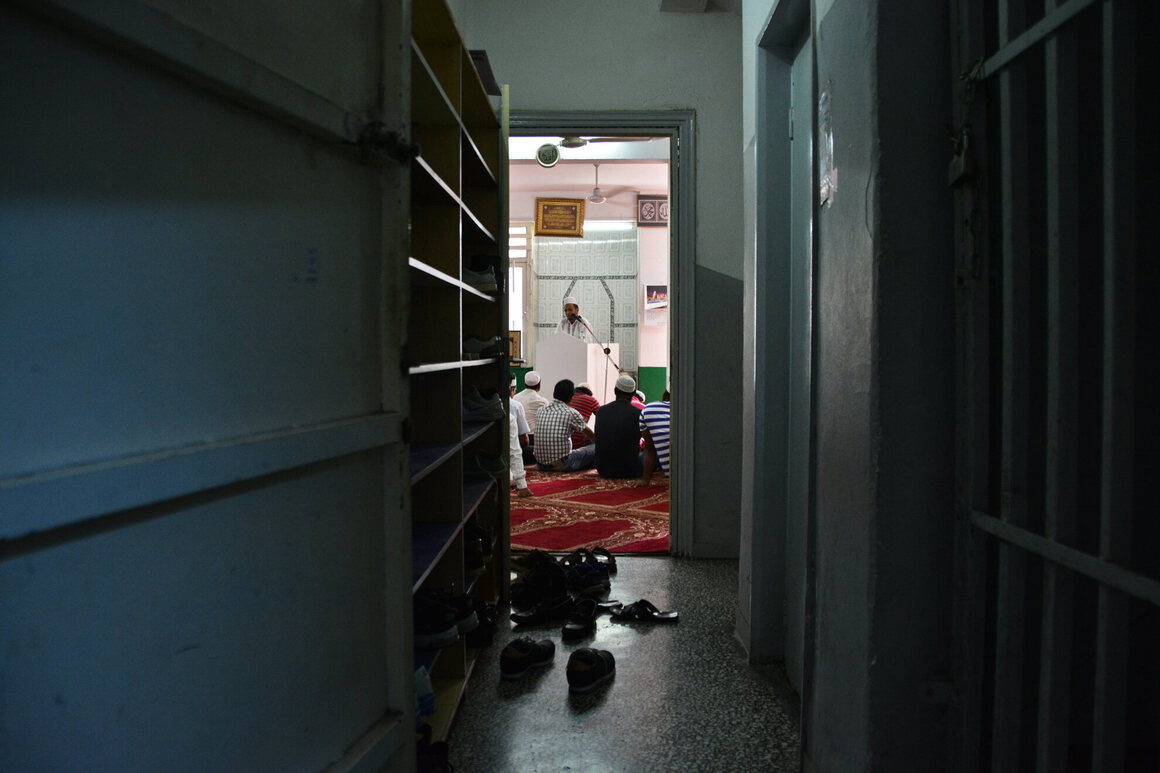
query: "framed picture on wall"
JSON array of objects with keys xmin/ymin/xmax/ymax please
[
  {"xmin": 508, "ymin": 330, "xmax": 522, "ymax": 362},
  {"xmin": 637, "ymin": 194, "xmax": 669, "ymax": 227},
  {"xmin": 645, "ymin": 285, "xmax": 668, "ymax": 310}
]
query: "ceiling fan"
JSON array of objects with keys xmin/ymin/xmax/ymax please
[
  {"xmin": 535, "ymin": 135, "xmax": 654, "ymax": 167},
  {"xmin": 586, "ymin": 162, "xmax": 633, "ymax": 204}
]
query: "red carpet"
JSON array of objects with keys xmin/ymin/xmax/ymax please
[{"xmin": 511, "ymin": 468, "xmax": 670, "ymax": 554}]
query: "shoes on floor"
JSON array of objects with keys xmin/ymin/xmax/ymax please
[
  {"xmin": 562, "ymin": 597, "xmax": 599, "ymax": 640},
  {"xmin": 564, "ymin": 559, "xmax": 611, "ymax": 596},
  {"xmin": 510, "ymin": 593, "xmax": 574, "ymax": 626},
  {"xmin": 416, "ymin": 723, "xmax": 453, "ymax": 773},
  {"xmin": 510, "ymin": 559, "xmax": 567, "ymax": 609},
  {"xmin": 511, "ymin": 549, "xmax": 559, "ymax": 575},
  {"xmin": 610, "ymin": 598, "xmax": 680, "ymax": 623},
  {"xmin": 566, "ymin": 648, "xmax": 616, "ymax": 694},
  {"xmin": 500, "ymin": 636, "xmax": 555, "ymax": 680}
]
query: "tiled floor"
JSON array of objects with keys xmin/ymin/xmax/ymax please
[{"xmin": 445, "ymin": 556, "xmax": 801, "ymax": 772}]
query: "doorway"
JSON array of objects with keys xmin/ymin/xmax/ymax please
[{"xmin": 507, "ymin": 110, "xmax": 695, "ymax": 553}]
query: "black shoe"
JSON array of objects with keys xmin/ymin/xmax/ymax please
[
  {"xmin": 415, "ymin": 588, "xmax": 478, "ymax": 633},
  {"xmin": 566, "ymin": 648, "xmax": 616, "ymax": 694},
  {"xmin": 465, "ymin": 537, "xmax": 487, "ymax": 577},
  {"xmin": 465, "ymin": 519, "xmax": 494, "ymax": 560},
  {"xmin": 562, "ymin": 597, "xmax": 599, "ymax": 640},
  {"xmin": 465, "ymin": 599, "xmax": 498, "ymax": 649},
  {"xmin": 413, "ymin": 595, "xmax": 459, "ymax": 649},
  {"xmin": 499, "ymin": 636, "xmax": 555, "ymax": 680},
  {"xmin": 511, "ymin": 549, "xmax": 559, "ymax": 574},
  {"xmin": 510, "ymin": 560, "xmax": 567, "ymax": 609},
  {"xmin": 510, "ymin": 594, "xmax": 574, "ymax": 626}
]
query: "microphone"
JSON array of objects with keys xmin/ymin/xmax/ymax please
[{"xmin": 575, "ymin": 314, "xmax": 582, "ymax": 320}]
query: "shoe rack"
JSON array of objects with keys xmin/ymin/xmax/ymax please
[{"xmin": 407, "ymin": 0, "xmax": 509, "ymax": 742}]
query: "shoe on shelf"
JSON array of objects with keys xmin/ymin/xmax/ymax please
[
  {"xmin": 463, "ymin": 265, "xmax": 498, "ymax": 291},
  {"xmin": 462, "ymin": 393, "xmax": 505, "ymax": 422},
  {"xmin": 462, "ymin": 335, "xmax": 503, "ymax": 359},
  {"xmin": 499, "ymin": 636, "xmax": 555, "ymax": 680},
  {"xmin": 469, "ymin": 254, "xmax": 504, "ymax": 292},
  {"xmin": 465, "ymin": 599, "xmax": 498, "ymax": 649},
  {"xmin": 415, "ymin": 588, "xmax": 478, "ymax": 633},
  {"xmin": 465, "ymin": 537, "xmax": 487, "ymax": 577},
  {"xmin": 415, "ymin": 666, "xmax": 436, "ymax": 719},
  {"xmin": 413, "ymin": 595, "xmax": 459, "ymax": 649},
  {"xmin": 566, "ymin": 648, "xmax": 616, "ymax": 694},
  {"xmin": 464, "ymin": 451, "xmax": 507, "ymax": 479},
  {"xmin": 465, "ymin": 518, "xmax": 494, "ymax": 560}
]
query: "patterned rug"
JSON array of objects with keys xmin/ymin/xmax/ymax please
[{"xmin": 511, "ymin": 468, "xmax": 670, "ymax": 554}]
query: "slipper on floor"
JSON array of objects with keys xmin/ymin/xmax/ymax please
[{"xmin": 610, "ymin": 598, "xmax": 679, "ymax": 623}]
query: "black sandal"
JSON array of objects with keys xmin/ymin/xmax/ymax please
[
  {"xmin": 610, "ymin": 598, "xmax": 679, "ymax": 623},
  {"xmin": 590, "ymin": 546, "xmax": 617, "ymax": 574}
]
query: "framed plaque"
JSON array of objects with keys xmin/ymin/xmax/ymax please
[
  {"xmin": 636, "ymin": 194, "xmax": 669, "ymax": 227},
  {"xmin": 534, "ymin": 198, "xmax": 585, "ymax": 237}
]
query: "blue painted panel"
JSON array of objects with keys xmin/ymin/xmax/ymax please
[{"xmin": 0, "ymin": 12, "xmax": 382, "ymax": 480}]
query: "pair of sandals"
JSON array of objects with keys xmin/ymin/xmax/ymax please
[{"xmin": 560, "ymin": 546, "xmax": 617, "ymax": 574}]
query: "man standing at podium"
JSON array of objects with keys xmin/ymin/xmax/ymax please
[{"xmin": 555, "ymin": 296, "xmax": 597, "ymax": 342}]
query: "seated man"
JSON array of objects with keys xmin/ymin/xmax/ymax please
[
  {"xmin": 593, "ymin": 374, "xmax": 643, "ymax": 479},
  {"xmin": 636, "ymin": 390, "xmax": 671, "ymax": 486},
  {"xmin": 533, "ymin": 379, "xmax": 596, "ymax": 472},
  {"xmin": 568, "ymin": 383, "xmax": 600, "ymax": 448}
]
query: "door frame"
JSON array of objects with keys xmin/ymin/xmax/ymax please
[{"xmin": 508, "ymin": 110, "xmax": 695, "ymax": 554}]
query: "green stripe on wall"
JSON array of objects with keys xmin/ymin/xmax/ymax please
[{"xmin": 637, "ymin": 367, "xmax": 667, "ymax": 403}]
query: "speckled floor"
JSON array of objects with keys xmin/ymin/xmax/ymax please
[{"xmin": 445, "ymin": 557, "xmax": 801, "ymax": 772}]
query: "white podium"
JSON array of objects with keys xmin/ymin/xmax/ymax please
[{"xmin": 536, "ymin": 332, "xmax": 621, "ymax": 406}]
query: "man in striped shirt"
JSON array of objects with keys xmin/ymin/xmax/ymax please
[
  {"xmin": 533, "ymin": 379, "xmax": 596, "ymax": 472},
  {"xmin": 636, "ymin": 390, "xmax": 671, "ymax": 486}
]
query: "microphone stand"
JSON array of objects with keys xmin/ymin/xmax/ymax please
[{"xmin": 576, "ymin": 315, "xmax": 621, "ymax": 401}]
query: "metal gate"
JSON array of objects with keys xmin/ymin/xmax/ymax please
[{"xmin": 950, "ymin": 0, "xmax": 1157, "ymax": 769}]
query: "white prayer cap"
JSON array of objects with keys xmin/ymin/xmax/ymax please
[
  {"xmin": 616, "ymin": 375, "xmax": 637, "ymax": 393},
  {"xmin": 562, "ymin": 296, "xmax": 578, "ymax": 307},
  {"xmin": 524, "ymin": 371, "xmax": 541, "ymax": 386}
]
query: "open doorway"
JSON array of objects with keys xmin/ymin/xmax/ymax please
[{"xmin": 505, "ymin": 111, "xmax": 695, "ymax": 556}]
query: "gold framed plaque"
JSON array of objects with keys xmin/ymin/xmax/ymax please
[{"xmin": 534, "ymin": 198, "xmax": 585, "ymax": 238}]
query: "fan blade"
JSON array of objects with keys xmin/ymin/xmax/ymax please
[{"xmin": 584, "ymin": 136, "xmax": 654, "ymax": 143}]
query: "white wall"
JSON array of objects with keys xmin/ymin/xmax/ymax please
[{"xmin": 455, "ymin": 0, "xmax": 743, "ymax": 282}]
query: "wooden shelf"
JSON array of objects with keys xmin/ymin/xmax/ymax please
[{"xmin": 408, "ymin": 0, "xmax": 507, "ymax": 744}]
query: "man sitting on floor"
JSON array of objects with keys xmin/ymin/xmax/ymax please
[
  {"xmin": 594, "ymin": 374, "xmax": 643, "ymax": 479},
  {"xmin": 534, "ymin": 379, "xmax": 596, "ymax": 472},
  {"xmin": 568, "ymin": 383, "xmax": 600, "ymax": 448},
  {"xmin": 635, "ymin": 389, "xmax": 671, "ymax": 487}
]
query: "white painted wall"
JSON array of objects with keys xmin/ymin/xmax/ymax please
[{"xmin": 454, "ymin": 0, "xmax": 743, "ymax": 282}]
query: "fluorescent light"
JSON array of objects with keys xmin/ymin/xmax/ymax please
[{"xmin": 583, "ymin": 221, "xmax": 634, "ymax": 231}]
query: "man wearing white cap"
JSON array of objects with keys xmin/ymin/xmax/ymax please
[
  {"xmin": 513, "ymin": 370, "xmax": 549, "ymax": 464},
  {"xmin": 555, "ymin": 296, "xmax": 596, "ymax": 342},
  {"xmin": 593, "ymin": 374, "xmax": 644, "ymax": 479}
]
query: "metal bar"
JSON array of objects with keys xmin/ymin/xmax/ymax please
[
  {"xmin": 0, "ymin": 414, "xmax": 404, "ymax": 540},
  {"xmin": 1093, "ymin": 0, "xmax": 1136, "ymax": 768},
  {"xmin": 991, "ymin": 2, "xmax": 1031, "ymax": 767},
  {"xmin": 978, "ymin": 0, "xmax": 1100, "ymax": 80},
  {"xmin": 949, "ymin": 0, "xmax": 991, "ymax": 766},
  {"xmin": 971, "ymin": 513, "xmax": 1160, "ymax": 607},
  {"xmin": 12, "ymin": 0, "xmax": 369, "ymax": 149},
  {"xmin": 1036, "ymin": 4, "xmax": 1080, "ymax": 768}
]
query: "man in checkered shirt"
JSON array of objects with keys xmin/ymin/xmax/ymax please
[{"xmin": 533, "ymin": 379, "xmax": 596, "ymax": 472}]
